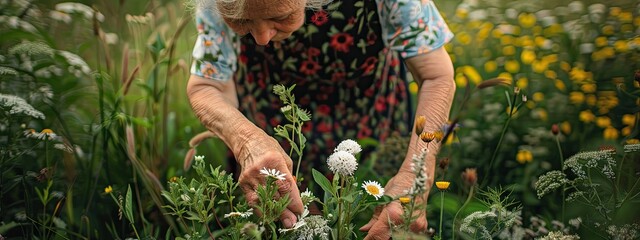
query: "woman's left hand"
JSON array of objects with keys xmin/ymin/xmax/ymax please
[{"xmin": 359, "ymin": 172, "xmax": 428, "ymax": 240}]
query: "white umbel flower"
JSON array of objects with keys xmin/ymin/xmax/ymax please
[
  {"xmin": 327, "ymin": 150, "xmax": 358, "ymax": 176},
  {"xmin": 259, "ymin": 167, "xmax": 286, "ymax": 181},
  {"xmin": 335, "ymin": 139, "xmax": 362, "ymax": 155},
  {"xmin": 362, "ymin": 180, "xmax": 385, "ymax": 200},
  {"xmin": 224, "ymin": 209, "xmax": 253, "ymax": 219}
]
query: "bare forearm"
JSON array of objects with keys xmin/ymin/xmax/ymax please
[
  {"xmin": 187, "ymin": 75, "xmax": 263, "ymax": 165},
  {"xmin": 402, "ymin": 48, "xmax": 456, "ymax": 186}
]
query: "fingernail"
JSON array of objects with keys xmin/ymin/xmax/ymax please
[{"xmin": 283, "ymin": 218, "xmax": 293, "ymax": 228}]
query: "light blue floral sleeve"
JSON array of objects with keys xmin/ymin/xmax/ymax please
[
  {"xmin": 375, "ymin": 0, "xmax": 454, "ymax": 58},
  {"xmin": 190, "ymin": 9, "xmax": 238, "ymax": 81}
]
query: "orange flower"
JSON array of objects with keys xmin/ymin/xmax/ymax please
[{"xmin": 435, "ymin": 181, "xmax": 451, "ymax": 190}]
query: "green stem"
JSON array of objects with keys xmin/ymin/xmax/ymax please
[
  {"xmin": 555, "ymin": 135, "xmax": 565, "ymax": 222},
  {"xmin": 482, "ymin": 115, "xmax": 513, "ymax": 187},
  {"xmin": 452, "ymin": 186, "xmax": 475, "ymax": 239},
  {"xmin": 439, "ymin": 191, "xmax": 445, "ymax": 239},
  {"xmin": 337, "ymin": 176, "xmax": 345, "ymax": 239}
]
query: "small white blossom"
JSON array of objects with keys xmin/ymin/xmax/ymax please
[
  {"xmin": 335, "ymin": 139, "xmax": 362, "ymax": 155},
  {"xmin": 327, "ymin": 150, "xmax": 358, "ymax": 176},
  {"xmin": 224, "ymin": 209, "xmax": 253, "ymax": 219},
  {"xmin": 1, "ymin": 94, "xmax": 45, "ymax": 119},
  {"xmin": 260, "ymin": 167, "xmax": 286, "ymax": 181}
]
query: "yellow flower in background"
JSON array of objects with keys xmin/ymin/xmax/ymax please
[
  {"xmin": 596, "ymin": 116, "xmax": 612, "ymax": 128},
  {"xmin": 622, "ymin": 114, "xmax": 636, "ymax": 126},
  {"xmin": 399, "ymin": 197, "xmax": 411, "ymax": 204},
  {"xmin": 601, "ymin": 47, "xmax": 615, "ymax": 58},
  {"xmin": 635, "ymin": 16, "xmax": 640, "ymax": 26},
  {"xmin": 619, "ymin": 12, "xmax": 633, "ymax": 23},
  {"xmin": 561, "ymin": 121, "xmax": 571, "ymax": 135},
  {"xmin": 532, "ymin": 60, "xmax": 548, "ymax": 73},
  {"xmin": 455, "ymin": 8, "xmax": 468, "ymax": 19},
  {"xmin": 520, "ymin": 36, "xmax": 534, "ymax": 47},
  {"xmin": 534, "ymin": 36, "xmax": 547, "ymax": 48},
  {"xmin": 627, "ymin": 139, "xmax": 640, "ymax": 144},
  {"xmin": 516, "ymin": 77, "xmax": 528, "ymax": 89},
  {"xmin": 483, "ymin": 49, "xmax": 492, "ymax": 58},
  {"xmin": 560, "ymin": 62, "xmax": 571, "ymax": 72},
  {"xmin": 521, "ymin": 49, "xmax": 536, "ymax": 64},
  {"xmin": 435, "ymin": 181, "xmax": 451, "ymax": 190},
  {"xmin": 518, "ymin": 12, "xmax": 537, "ymax": 28},
  {"xmin": 543, "ymin": 54, "xmax": 558, "ymax": 63},
  {"xmin": 459, "ymin": 66, "xmax": 482, "ymax": 84},
  {"xmin": 622, "ymin": 23, "xmax": 634, "ymax": 32},
  {"xmin": 533, "ymin": 26, "xmax": 542, "ymax": 35},
  {"xmin": 485, "ymin": 61, "xmax": 498, "ymax": 73},
  {"xmin": 570, "ymin": 67, "xmax": 588, "ymax": 82},
  {"xmin": 409, "ymin": 81, "xmax": 418, "ymax": 94},
  {"xmin": 498, "ymin": 72, "xmax": 513, "ymax": 82},
  {"xmin": 602, "ymin": 25, "xmax": 615, "ymax": 35},
  {"xmin": 503, "ymin": 45, "xmax": 516, "ymax": 56},
  {"xmin": 603, "ymin": 127, "xmax": 619, "ymax": 140},
  {"xmin": 516, "ymin": 149, "xmax": 533, "ymax": 164},
  {"xmin": 609, "ymin": 7, "xmax": 621, "ymax": 17},
  {"xmin": 586, "ymin": 95, "xmax": 597, "ymax": 106},
  {"xmin": 614, "ymin": 40, "xmax": 629, "ymax": 52},
  {"xmin": 455, "ymin": 73, "xmax": 468, "ymax": 88},
  {"xmin": 505, "ymin": 60, "xmax": 520, "ymax": 73},
  {"xmin": 595, "ymin": 37, "xmax": 608, "ymax": 47},
  {"xmin": 532, "ymin": 92, "xmax": 544, "ymax": 102},
  {"xmin": 545, "ymin": 24, "xmax": 563, "ymax": 36},
  {"xmin": 579, "ymin": 110, "xmax": 595, "ymax": 123},
  {"xmin": 454, "ymin": 46, "xmax": 464, "ymax": 56},
  {"xmin": 458, "ymin": 32, "xmax": 472, "ymax": 45},
  {"xmin": 492, "ymin": 28, "xmax": 503, "ymax": 38},
  {"xmin": 535, "ymin": 108, "xmax": 548, "ymax": 121},
  {"xmin": 622, "ymin": 126, "xmax": 633, "ymax": 136},
  {"xmin": 581, "ymin": 83, "xmax": 596, "ymax": 93},
  {"xmin": 544, "ymin": 70, "xmax": 557, "ymax": 79},
  {"xmin": 555, "ymin": 79, "xmax": 566, "ymax": 91},
  {"xmin": 105, "ymin": 185, "xmax": 113, "ymax": 194},
  {"xmin": 569, "ymin": 91, "xmax": 585, "ymax": 105}
]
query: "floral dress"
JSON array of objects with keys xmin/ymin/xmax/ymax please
[{"xmin": 191, "ymin": 0, "xmax": 453, "ymax": 174}]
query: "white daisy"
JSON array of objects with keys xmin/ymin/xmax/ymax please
[
  {"xmin": 259, "ymin": 167, "xmax": 286, "ymax": 181},
  {"xmin": 335, "ymin": 139, "xmax": 362, "ymax": 155},
  {"xmin": 300, "ymin": 189, "xmax": 316, "ymax": 206},
  {"xmin": 327, "ymin": 151, "xmax": 358, "ymax": 176},
  {"xmin": 362, "ymin": 180, "xmax": 385, "ymax": 200}
]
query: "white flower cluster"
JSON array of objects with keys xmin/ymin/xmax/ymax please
[
  {"xmin": 55, "ymin": 2, "xmax": 105, "ymax": 22},
  {"xmin": 290, "ymin": 215, "xmax": 331, "ymax": 240},
  {"xmin": 1, "ymin": 94, "xmax": 45, "ymax": 119},
  {"xmin": 624, "ymin": 143, "xmax": 640, "ymax": 153},
  {"xmin": 535, "ymin": 170, "xmax": 569, "ymax": 198},
  {"xmin": 563, "ymin": 150, "xmax": 616, "ymax": 180},
  {"xmin": 606, "ymin": 223, "xmax": 639, "ymax": 240},
  {"xmin": 327, "ymin": 140, "xmax": 361, "ymax": 176},
  {"xmin": 460, "ymin": 211, "xmax": 497, "ymax": 239},
  {"xmin": 58, "ymin": 50, "xmax": 92, "ymax": 77},
  {"xmin": 538, "ymin": 231, "xmax": 581, "ymax": 240},
  {"xmin": 300, "ymin": 189, "xmax": 316, "ymax": 207},
  {"xmin": 405, "ymin": 149, "xmax": 429, "ymax": 196}
]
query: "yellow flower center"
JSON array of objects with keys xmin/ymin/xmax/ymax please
[
  {"xmin": 366, "ymin": 185, "xmax": 380, "ymax": 195},
  {"xmin": 41, "ymin": 129, "xmax": 54, "ymax": 134}
]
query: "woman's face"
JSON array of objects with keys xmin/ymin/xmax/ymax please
[{"xmin": 221, "ymin": 0, "xmax": 306, "ymax": 45}]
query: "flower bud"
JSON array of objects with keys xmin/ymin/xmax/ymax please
[
  {"xmin": 551, "ymin": 124, "xmax": 559, "ymax": 135},
  {"xmin": 420, "ymin": 132, "xmax": 435, "ymax": 143},
  {"xmin": 438, "ymin": 157, "xmax": 450, "ymax": 170},
  {"xmin": 415, "ymin": 115, "xmax": 426, "ymax": 136},
  {"xmin": 461, "ymin": 168, "xmax": 478, "ymax": 186}
]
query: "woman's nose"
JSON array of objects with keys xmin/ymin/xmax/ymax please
[{"xmin": 250, "ymin": 22, "xmax": 277, "ymax": 45}]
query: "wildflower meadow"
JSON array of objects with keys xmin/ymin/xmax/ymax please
[{"xmin": 1, "ymin": 0, "xmax": 639, "ymax": 239}]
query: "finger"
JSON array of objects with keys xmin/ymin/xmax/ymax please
[
  {"xmin": 363, "ymin": 202, "xmax": 404, "ymax": 240},
  {"xmin": 359, "ymin": 205, "xmax": 383, "ymax": 232},
  {"xmin": 279, "ymin": 208, "xmax": 297, "ymax": 229},
  {"xmin": 281, "ymin": 176, "xmax": 304, "ymax": 215},
  {"xmin": 410, "ymin": 216, "xmax": 428, "ymax": 233},
  {"xmin": 363, "ymin": 217, "xmax": 391, "ymax": 240}
]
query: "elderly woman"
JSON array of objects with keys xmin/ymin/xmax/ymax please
[{"xmin": 187, "ymin": 0, "xmax": 455, "ymax": 238}]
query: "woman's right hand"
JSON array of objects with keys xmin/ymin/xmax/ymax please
[{"xmin": 236, "ymin": 132, "xmax": 304, "ymax": 229}]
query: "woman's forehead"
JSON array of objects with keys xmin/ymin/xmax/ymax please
[{"xmin": 239, "ymin": 0, "xmax": 303, "ymax": 17}]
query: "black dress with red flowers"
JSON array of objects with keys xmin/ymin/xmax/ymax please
[{"xmin": 191, "ymin": 0, "xmax": 453, "ymax": 176}]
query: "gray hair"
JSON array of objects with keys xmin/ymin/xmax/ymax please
[{"xmin": 190, "ymin": 0, "xmax": 332, "ymax": 19}]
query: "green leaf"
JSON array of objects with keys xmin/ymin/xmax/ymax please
[
  {"xmin": 354, "ymin": 1, "xmax": 364, "ymax": 7},
  {"xmin": 313, "ymin": 169, "xmax": 334, "ymax": 196},
  {"xmin": 125, "ymin": 185, "xmax": 135, "ymax": 223}
]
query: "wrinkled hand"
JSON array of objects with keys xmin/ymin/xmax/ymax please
[
  {"xmin": 360, "ymin": 172, "xmax": 428, "ymax": 240},
  {"xmin": 237, "ymin": 134, "xmax": 304, "ymax": 228}
]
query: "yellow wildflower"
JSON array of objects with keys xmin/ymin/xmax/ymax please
[
  {"xmin": 498, "ymin": 72, "xmax": 513, "ymax": 82},
  {"xmin": 544, "ymin": 70, "xmax": 557, "ymax": 79},
  {"xmin": 627, "ymin": 139, "xmax": 640, "ymax": 144},
  {"xmin": 521, "ymin": 49, "xmax": 536, "ymax": 64},
  {"xmin": 555, "ymin": 79, "xmax": 566, "ymax": 91},
  {"xmin": 518, "ymin": 13, "xmax": 537, "ymax": 28},
  {"xmin": 581, "ymin": 83, "xmax": 596, "ymax": 93},
  {"xmin": 569, "ymin": 92, "xmax": 585, "ymax": 105},
  {"xmin": 503, "ymin": 45, "xmax": 516, "ymax": 56},
  {"xmin": 455, "ymin": 73, "xmax": 468, "ymax": 88},
  {"xmin": 460, "ymin": 66, "xmax": 482, "ymax": 84},
  {"xmin": 505, "ymin": 60, "xmax": 520, "ymax": 73},
  {"xmin": 399, "ymin": 197, "xmax": 411, "ymax": 204},
  {"xmin": 622, "ymin": 126, "xmax": 632, "ymax": 136},
  {"xmin": 409, "ymin": 81, "xmax": 418, "ymax": 94},
  {"xmin": 596, "ymin": 116, "xmax": 612, "ymax": 128},
  {"xmin": 602, "ymin": 25, "xmax": 614, "ymax": 35},
  {"xmin": 579, "ymin": 110, "xmax": 595, "ymax": 123},
  {"xmin": 532, "ymin": 60, "xmax": 548, "ymax": 73},
  {"xmin": 595, "ymin": 37, "xmax": 608, "ymax": 47},
  {"xmin": 105, "ymin": 185, "xmax": 113, "ymax": 194},
  {"xmin": 516, "ymin": 77, "xmax": 528, "ymax": 89},
  {"xmin": 501, "ymin": 35, "xmax": 514, "ymax": 45},
  {"xmin": 609, "ymin": 7, "xmax": 621, "ymax": 17},
  {"xmin": 614, "ymin": 40, "xmax": 629, "ymax": 53},
  {"xmin": 458, "ymin": 32, "xmax": 472, "ymax": 45},
  {"xmin": 619, "ymin": 12, "xmax": 633, "ymax": 23},
  {"xmin": 516, "ymin": 149, "xmax": 533, "ymax": 164},
  {"xmin": 485, "ymin": 61, "xmax": 497, "ymax": 73},
  {"xmin": 586, "ymin": 95, "xmax": 597, "ymax": 106},
  {"xmin": 603, "ymin": 127, "xmax": 619, "ymax": 140},
  {"xmin": 532, "ymin": 92, "xmax": 544, "ymax": 102},
  {"xmin": 560, "ymin": 121, "xmax": 571, "ymax": 135},
  {"xmin": 622, "ymin": 114, "xmax": 636, "ymax": 126},
  {"xmin": 435, "ymin": 181, "xmax": 451, "ymax": 190}
]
